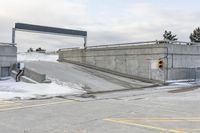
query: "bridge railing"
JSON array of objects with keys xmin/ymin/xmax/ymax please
[
  {"xmin": 87, "ymin": 40, "xmax": 200, "ymax": 49},
  {"xmin": 0, "ymin": 42, "xmax": 16, "ymax": 46},
  {"xmin": 59, "ymin": 40, "xmax": 200, "ymax": 51}
]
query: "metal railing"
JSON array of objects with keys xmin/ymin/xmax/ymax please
[
  {"xmin": 87, "ymin": 40, "xmax": 200, "ymax": 49},
  {"xmin": 87, "ymin": 41, "xmax": 156, "ymax": 49},
  {"xmin": 58, "ymin": 47, "xmax": 81, "ymax": 52},
  {"xmin": 59, "ymin": 40, "xmax": 200, "ymax": 51},
  {"xmin": 0, "ymin": 42, "xmax": 16, "ymax": 46}
]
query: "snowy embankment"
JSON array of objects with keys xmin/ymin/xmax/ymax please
[
  {"xmin": 0, "ymin": 77, "xmax": 85, "ymax": 100},
  {"xmin": 0, "ymin": 52, "xmax": 85, "ymax": 100},
  {"xmin": 17, "ymin": 52, "xmax": 58, "ymax": 62}
]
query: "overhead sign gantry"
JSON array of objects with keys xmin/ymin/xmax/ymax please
[{"xmin": 12, "ymin": 23, "xmax": 87, "ymax": 48}]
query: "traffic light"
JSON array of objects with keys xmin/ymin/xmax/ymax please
[{"xmin": 158, "ymin": 59, "xmax": 164, "ymax": 69}]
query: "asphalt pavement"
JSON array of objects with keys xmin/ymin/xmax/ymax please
[
  {"xmin": 0, "ymin": 85, "xmax": 200, "ymax": 133},
  {"xmin": 25, "ymin": 61, "xmax": 154, "ymax": 93},
  {"xmin": 0, "ymin": 61, "xmax": 199, "ymax": 133}
]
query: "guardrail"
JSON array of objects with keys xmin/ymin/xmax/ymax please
[
  {"xmin": 87, "ymin": 41, "xmax": 157, "ymax": 49},
  {"xmin": 87, "ymin": 40, "xmax": 200, "ymax": 49},
  {"xmin": 59, "ymin": 40, "xmax": 200, "ymax": 51},
  {"xmin": 0, "ymin": 42, "xmax": 16, "ymax": 46},
  {"xmin": 58, "ymin": 47, "xmax": 81, "ymax": 52}
]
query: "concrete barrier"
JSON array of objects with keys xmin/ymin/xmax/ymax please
[
  {"xmin": 58, "ymin": 41, "xmax": 200, "ymax": 82},
  {"xmin": 24, "ymin": 67, "xmax": 51, "ymax": 83},
  {"xmin": 12, "ymin": 67, "xmax": 51, "ymax": 83},
  {"xmin": 24, "ymin": 68, "xmax": 46, "ymax": 83},
  {"xmin": 11, "ymin": 70, "xmax": 38, "ymax": 84},
  {"xmin": 0, "ymin": 44, "xmax": 17, "ymax": 77}
]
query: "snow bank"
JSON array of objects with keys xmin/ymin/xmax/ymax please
[
  {"xmin": 18, "ymin": 52, "xmax": 58, "ymax": 62},
  {"xmin": 0, "ymin": 52, "xmax": 87, "ymax": 100},
  {"xmin": 0, "ymin": 77, "xmax": 85, "ymax": 100}
]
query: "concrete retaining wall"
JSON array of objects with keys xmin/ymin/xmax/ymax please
[
  {"xmin": 0, "ymin": 44, "xmax": 17, "ymax": 77},
  {"xmin": 167, "ymin": 44, "xmax": 200, "ymax": 80},
  {"xmin": 24, "ymin": 68, "xmax": 46, "ymax": 83},
  {"xmin": 12, "ymin": 67, "xmax": 51, "ymax": 83},
  {"xmin": 11, "ymin": 70, "xmax": 38, "ymax": 84},
  {"xmin": 58, "ymin": 43, "xmax": 200, "ymax": 82}
]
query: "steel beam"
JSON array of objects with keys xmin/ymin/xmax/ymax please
[
  {"xmin": 13, "ymin": 23, "xmax": 87, "ymax": 48},
  {"xmin": 15, "ymin": 23, "xmax": 87, "ymax": 37}
]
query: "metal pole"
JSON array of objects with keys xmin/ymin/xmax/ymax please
[
  {"xmin": 84, "ymin": 36, "xmax": 87, "ymax": 49},
  {"xmin": 12, "ymin": 28, "xmax": 16, "ymax": 44}
]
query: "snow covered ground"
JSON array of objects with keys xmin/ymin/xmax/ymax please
[
  {"xmin": 17, "ymin": 52, "xmax": 58, "ymax": 62},
  {"xmin": 0, "ymin": 52, "xmax": 198, "ymax": 100},
  {"xmin": 0, "ymin": 52, "xmax": 86, "ymax": 100},
  {"xmin": 0, "ymin": 77, "xmax": 85, "ymax": 100}
]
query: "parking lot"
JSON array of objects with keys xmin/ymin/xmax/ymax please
[{"xmin": 0, "ymin": 83, "xmax": 199, "ymax": 133}]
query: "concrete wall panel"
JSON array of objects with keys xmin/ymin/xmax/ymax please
[
  {"xmin": 59, "ymin": 43, "xmax": 200, "ymax": 82},
  {"xmin": 0, "ymin": 45, "xmax": 17, "ymax": 77}
]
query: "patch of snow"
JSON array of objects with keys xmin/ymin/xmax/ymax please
[
  {"xmin": 169, "ymin": 82, "xmax": 194, "ymax": 87},
  {"xmin": 17, "ymin": 52, "xmax": 58, "ymax": 62},
  {"xmin": 166, "ymin": 79, "xmax": 200, "ymax": 87},
  {"xmin": 0, "ymin": 77, "xmax": 85, "ymax": 100},
  {"xmin": 166, "ymin": 79, "xmax": 195, "ymax": 84},
  {"xmin": 155, "ymin": 96, "xmax": 200, "ymax": 101}
]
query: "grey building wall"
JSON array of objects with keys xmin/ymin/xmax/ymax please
[
  {"xmin": 0, "ymin": 44, "xmax": 17, "ymax": 77},
  {"xmin": 58, "ymin": 43, "xmax": 200, "ymax": 82},
  {"xmin": 167, "ymin": 44, "xmax": 200, "ymax": 80}
]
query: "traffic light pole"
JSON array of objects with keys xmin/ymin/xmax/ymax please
[{"xmin": 12, "ymin": 28, "xmax": 16, "ymax": 45}]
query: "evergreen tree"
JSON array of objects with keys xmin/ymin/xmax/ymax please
[
  {"xmin": 36, "ymin": 47, "xmax": 46, "ymax": 52},
  {"xmin": 27, "ymin": 48, "xmax": 34, "ymax": 52},
  {"xmin": 163, "ymin": 30, "xmax": 178, "ymax": 41},
  {"xmin": 190, "ymin": 27, "xmax": 200, "ymax": 43}
]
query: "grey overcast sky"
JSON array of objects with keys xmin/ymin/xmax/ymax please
[{"xmin": 0, "ymin": 0, "xmax": 200, "ymax": 52}]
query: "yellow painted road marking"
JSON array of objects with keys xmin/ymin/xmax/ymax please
[
  {"xmin": 113, "ymin": 117, "xmax": 200, "ymax": 120},
  {"xmin": 0, "ymin": 100, "xmax": 15, "ymax": 105},
  {"xmin": 112, "ymin": 118, "xmax": 200, "ymax": 122},
  {"xmin": 0, "ymin": 100, "xmax": 20, "ymax": 108},
  {"xmin": 104, "ymin": 118, "xmax": 200, "ymax": 133},
  {"xmin": 104, "ymin": 118, "xmax": 186, "ymax": 133},
  {"xmin": 175, "ymin": 128, "xmax": 200, "ymax": 131},
  {"xmin": 0, "ymin": 100, "xmax": 75, "ymax": 112}
]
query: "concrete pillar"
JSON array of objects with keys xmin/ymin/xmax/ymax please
[{"xmin": 12, "ymin": 28, "xmax": 16, "ymax": 44}]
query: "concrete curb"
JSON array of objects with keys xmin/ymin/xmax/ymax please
[
  {"xmin": 24, "ymin": 67, "xmax": 51, "ymax": 83},
  {"xmin": 11, "ymin": 70, "xmax": 38, "ymax": 84},
  {"xmin": 11, "ymin": 68, "xmax": 51, "ymax": 83}
]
